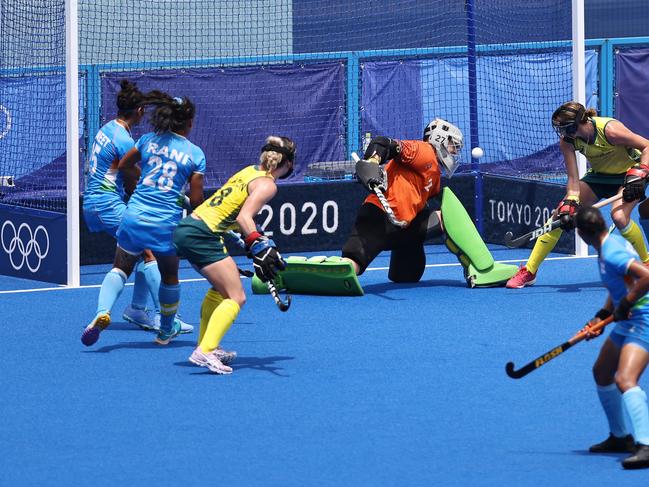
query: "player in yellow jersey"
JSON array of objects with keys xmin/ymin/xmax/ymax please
[
  {"xmin": 173, "ymin": 136, "xmax": 294, "ymax": 374},
  {"xmin": 507, "ymin": 101, "xmax": 649, "ymax": 288}
]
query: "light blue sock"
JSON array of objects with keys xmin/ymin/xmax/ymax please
[
  {"xmin": 158, "ymin": 283, "xmax": 180, "ymax": 334},
  {"xmin": 130, "ymin": 260, "xmax": 149, "ymax": 310},
  {"xmin": 97, "ymin": 269, "xmax": 127, "ymax": 315},
  {"xmin": 623, "ymin": 386, "xmax": 649, "ymax": 445},
  {"xmin": 143, "ymin": 261, "xmax": 161, "ymax": 313},
  {"xmin": 597, "ymin": 383, "xmax": 629, "ymax": 437}
]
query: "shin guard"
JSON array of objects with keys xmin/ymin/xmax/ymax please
[{"xmin": 440, "ymin": 187, "xmax": 517, "ymax": 287}]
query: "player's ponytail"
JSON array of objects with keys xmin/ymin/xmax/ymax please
[
  {"xmin": 260, "ymin": 136, "xmax": 296, "ymax": 175},
  {"xmin": 143, "ymin": 91, "xmax": 196, "ymax": 134},
  {"xmin": 116, "ymin": 79, "xmax": 145, "ymax": 116}
]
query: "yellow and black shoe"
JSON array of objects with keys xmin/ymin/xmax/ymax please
[{"xmin": 81, "ymin": 312, "xmax": 111, "ymax": 347}]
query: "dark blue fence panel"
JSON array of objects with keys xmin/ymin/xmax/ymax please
[
  {"xmin": 101, "ymin": 63, "xmax": 346, "ymax": 187},
  {"xmin": 361, "ymin": 61, "xmax": 423, "ymax": 142},
  {"xmin": 615, "ymin": 48, "xmax": 649, "ymax": 139}
]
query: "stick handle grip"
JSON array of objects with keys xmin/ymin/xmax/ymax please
[{"xmin": 592, "ymin": 193, "xmax": 623, "ymax": 209}]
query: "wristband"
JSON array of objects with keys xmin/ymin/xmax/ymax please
[
  {"xmin": 244, "ymin": 231, "xmax": 263, "ymax": 248},
  {"xmin": 594, "ymin": 308, "xmax": 612, "ymax": 320}
]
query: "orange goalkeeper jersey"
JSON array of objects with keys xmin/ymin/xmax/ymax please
[{"xmin": 364, "ymin": 139, "xmax": 441, "ymax": 224}]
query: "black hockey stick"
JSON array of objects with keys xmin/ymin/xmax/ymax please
[
  {"xmin": 503, "ymin": 193, "xmax": 622, "ymax": 249},
  {"xmin": 267, "ymin": 280, "xmax": 291, "ymax": 312},
  {"xmin": 351, "ymin": 152, "xmax": 408, "ymax": 228},
  {"xmin": 505, "ymin": 316, "xmax": 613, "ymax": 379}
]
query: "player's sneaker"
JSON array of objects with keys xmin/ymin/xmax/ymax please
[
  {"xmin": 188, "ymin": 347, "xmax": 233, "ymax": 375},
  {"xmin": 153, "ymin": 313, "xmax": 194, "ymax": 334},
  {"xmin": 589, "ymin": 434, "xmax": 635, "ymax": 453},
  {"xmin": 122, "ymin": 305, "xmax": 155, "ymax": 330},
  {"xmin": 214, "ymin": 346, "xmax": 237, "ymax": 365},
  {"xmin": 81, "ymin": 312, "xmax": 111, "ymax": 347},
  {"xmin": 623, "ymin": 444, "xmax": 649, "ymax": 469},
  {"xmin": 505, "ymin": 265, "xmax": 537, "ymax": 289},
  {"xmin": 154, "ymin": 319, "xmax": 182, "ymax": 345}
]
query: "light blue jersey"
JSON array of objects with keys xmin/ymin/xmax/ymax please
[
  {"xmin": 84, "ymin": 120, "xmax": 134, "ymax": 201},
  {"xmin": 127, "ymin": 132, "xmax": 206, "ymax": 225},
  {"xmin": 82, "ymin": 120, "xmax": 134, "ymax": 235},
  {"xmin": 117, "ymin": 131, "xmax": 205, "ymax": 255},
  {"xmin": 600, "ymin": 233, "xmax": 649, "ymax": 340}
]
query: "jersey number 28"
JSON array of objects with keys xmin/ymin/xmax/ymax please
[{"xmin": 142, "ymin": 156, "xmax": 177, "ymax": 192}]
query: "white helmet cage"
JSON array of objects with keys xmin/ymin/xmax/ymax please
[{"xmin": 423, "ymin": 118, "xmax": 464, "ymax": 177}]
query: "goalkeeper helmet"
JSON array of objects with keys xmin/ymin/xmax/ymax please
[
  {"xmin": 423, "ymin": 118, "xmax": 464, "ymax": 177},
  {"xmin": 552, "ymin": 102, "xmax": 586, "ymax": 140}
]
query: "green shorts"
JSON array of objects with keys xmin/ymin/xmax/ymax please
[
  {"xmin": 173, "ymin": 216, "xmax": 228, "ymax": 269},
  {"xmin": 581, "ymin": 170, "xmax": 625, "ymax": 200}
]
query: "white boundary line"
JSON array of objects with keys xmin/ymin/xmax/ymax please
[{"xmin": 0, "ymin": 254, "xmax": 597, "ymax": 295}]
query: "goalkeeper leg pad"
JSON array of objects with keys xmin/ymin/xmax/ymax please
[
  {"xmin": 440, "ymin": 187, "xmax": 517, "ymax": 287},
  {"xmin": 251, "ymin": 256, "xmax": 364, "ymax": 296}
]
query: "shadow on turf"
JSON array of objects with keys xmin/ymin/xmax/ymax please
[
  {"xmin": 525, "ymin": 281, "xmax": 604, "ymax": 293},
  {"xmin": 83, "ymin": 339, "xmax": 195, "ymax": 353},
  {"xmin": 571, "ymin": 449, "xmax": 630, "ymax": 460},
  {"xmin": 175, "ymin": 355, "xmax": 294, "ymax": 376},
  {"xmin": 363, "ymin": 279, "xmax": 465, "ymax": 297}
]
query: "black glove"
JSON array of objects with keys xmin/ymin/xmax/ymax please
[
  {"xmin": 613, "ymin": 296, "xmax": 633, "ymax": 322},
  {"xmin": 246, "ymin": 233, "xmax": 286, "ymax": 283},
  {"xmin": 623, "ymin": 164, "xmax": 649, "ymax": 202},
  {"xmin": 556, "ymin": 197, "xmax": 580, "ymax": 230},
  {"xmin": 355, "ymin": 159, "xmax": 387, "ymax": 192}
]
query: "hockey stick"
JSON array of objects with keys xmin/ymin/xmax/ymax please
[
  {"xmin": 505, "ymin": 316, "xmax": 613, "ymax": 379},
  {"xmin": 227, "ymin": 231, "xmax": 291, "ymax": 311},
  {"xmin": 351, "ymin": 152, "xmax": 408, "ymax": 228},
  {"xmin": 267, "ymin": 280, "xmax": 291, "ymax": 312},
  {"xmin": 503, "ymin": 193, "xmax": 623, "ymax": 249}
]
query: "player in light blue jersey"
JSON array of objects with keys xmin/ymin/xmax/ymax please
[
  {"xmin": 82, "ymin": 80, "xmax": 192, "ymax": 334},
  {"xmin": 82, "ymin": 92, "xmax": 205, "ymax": 347},
  {"xmin": 576, "ymin": 206, "xmax": 649, "ymax": 469}
]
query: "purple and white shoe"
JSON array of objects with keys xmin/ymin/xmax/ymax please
[
  {"xmin": 81, "ymin": 312, "xmax": 111, "ymax": 347},
  {"xmin": 214, "ymin": 347, "xmax": 237, "ymax": 365},
  {"xmin": 189, "ymin": 347, "xmax": 233, "ymax": 375}
]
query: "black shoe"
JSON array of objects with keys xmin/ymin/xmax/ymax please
[
  {"xmin": 623, "ymin": 444, "xmax": 649, "ymax": 469},
  {"xmin": 589, "ymin": 434, "xmax": 635, "ymax": 453}
]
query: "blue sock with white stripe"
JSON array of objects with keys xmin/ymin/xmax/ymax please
[
  {"xmin": 141, "ymin": 261, "xmax": 161, "ymax": 313},
  {"xmin": 131, "ymin": 260, "xmax": 149, "ymax": 310},
  {"xmin": 158, "ymin": 283, "xmax": 180, "ymax": 334},
  {"xmin": 623, "ymin": 386, "xmax": 649, "ymax": 445},
  {"xmin": 97, "ymin": 268, "xmax": 127, "ymax": 315},
  {"xmin": 597, "ymin": 383, "xmax": 629, "ymax": 438}
]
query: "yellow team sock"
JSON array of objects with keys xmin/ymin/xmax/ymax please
[
  {"xmin": 620, "ymin": 220, "xmax": 649, "ymax": 263},
  {"xmin": 526, "ymin": 224, "xmax": 563, "ymax": 274},
  {"xmin": 199, "ymin": 299, "xmax": 240, "ymax": 354},
  {"xmin": 199, "ymin": 289, "xmax": 224, "ymax": 343}
]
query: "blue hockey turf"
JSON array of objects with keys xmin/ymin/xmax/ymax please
[{"xmin": 1, "ymin": 245, "xmax": 647, "ymax": 486}]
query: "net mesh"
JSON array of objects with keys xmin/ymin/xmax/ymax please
[
  {"xmin": 0, "ymin": 0, "xmax": 67, "ymax": 210},
  {"xmin": 1, "ymin": 0, "xmax": 574, "ymax": 209}
]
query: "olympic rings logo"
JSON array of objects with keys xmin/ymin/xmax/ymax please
[{"xmin": 1, "ymin": 220, "xmax": 50, "ymax": 273}]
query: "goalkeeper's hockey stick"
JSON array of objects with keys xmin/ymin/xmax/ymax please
[
  {"xmin": 503, "ymin": 193, "xmax": 623, "ymax": 249},
  {"xmin": 505, "ymin": 316, "xmax": 613, "ymax": 379},
  {"xmin": 351, "ymin": 152, "xmax": 408, "ymax": 228}
]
